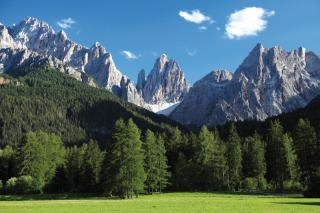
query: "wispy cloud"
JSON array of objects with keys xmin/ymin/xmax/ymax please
[
  {"xmin": 57, "ymin": 17, "xmax": 76, "ymax": 29},
  {"xmin": 179, "ymin": 9, "xmax": 212, "ymax": 24},
  {"xmin": 186, "ymin": 49, "xmax": 197, "ymax": 57},
  {"xmin": 216, "ymin": 27, "xmax": 221, "ymax": 31},
  {"xmin": 225, "ymin": 7, "xmax": 275, "ymax": 39},
  {"xmin": 121, "ymin": 50, "xmax": 141, "ymax": 60},
  {"xmin": 198, "ymin": 26, "xmax": 207, "ymax": 31},
  {"xmin": 209, "ymin": 20, "xmax": 215, "ymax": 24}
]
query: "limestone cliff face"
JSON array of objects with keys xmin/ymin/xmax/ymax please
[
  {"xmin": 137, "ymin": 54, "xmax": 189, "ymax": 114},
  {"xmin": 136, "ymin": 69, "xmax": 146, "ymax": 94},
  {"xmin": 171, "ymin": 43, "xmax": 320, "ymax": 127}
]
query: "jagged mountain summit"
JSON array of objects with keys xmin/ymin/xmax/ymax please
[
  {"xmin": 137, "ymin": 54, "xmax": 190, "ymax": 114},
  {"xmin": 0, "ymin": 17, "xmax": 143, "ymax": 105},
  {"xmin": 0, "ymin": 17, "xmax": 189, "ymax": 110},
  {"xmin": 170, "ymin": 43, "xmax": 320, "ymax": 127}
]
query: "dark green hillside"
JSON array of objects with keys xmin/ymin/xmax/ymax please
[{"xmin": 0, "ymin": 67, "xmax": 186, "ymax": 148}]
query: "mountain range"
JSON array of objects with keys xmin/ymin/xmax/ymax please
[
  {"xmin": 1, "ymin": 17, "xmax": 320, "ymax": 127},
  {"xmin": 0, "ymin": 17, "xmax": 189, "ymax": 113},
  {"xmin": 171, "ymin": 43, "xmax": 320, "ymax": 126}
]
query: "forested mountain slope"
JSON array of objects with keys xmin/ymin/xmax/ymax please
[{"xmin": 0, "ymin": 66, "xmax": 186, "ymax": 147}]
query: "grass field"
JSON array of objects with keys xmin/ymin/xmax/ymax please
[{"xmin": 0, "ymin": 192, "xmax": 319, "ymax": 213}]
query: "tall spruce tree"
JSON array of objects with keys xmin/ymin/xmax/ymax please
[
  {"xmin": 267, "ymin": 120, "xmax": 300, "ymax": 191},
  {"xmin": 107, "ymin": 119, "xmax": 145, "ymax": 198},
  {"xmin": 242, "ymin": 132, "xmax": 266, "ymax": 189},
  {"xmin": 143, "ymin": 130, "xmax": 158, "ymax": 193},
  {"xmin": 80, "ymin": 140, "xmax": 104, "ymax": 193},
  {"xmin": 197, "ymin": 126, "xmax": 214, "ymax": 165},
  {"xmin": 64, "ymin": 145, "xmax": 86, "ymax": 193},
  {"xmin": 104, "ymin": 118, "xmax": 127, "ymax": 196},
  {"xmin": 293, "ymin": 118, "xmax": 317, "ymax": 184},
  {"xmin": 225, "ymin": 124, "xmax": 242, "ymax": 191},
  {"xmin": 197, "ymin": 126, "xmax": 213, "ymax": 189},
  {"xmin": 156, "ymin": 134, "xmax": 169, "ymax": 192},
  {"xmin": 197, "ymin": 126, "xmax": 226, "ymax": 190},
  {"xmin": 126, "ymin": 119, "xmax": 146, "ymax": 198},
  {"xmin": 211, "ymin": 130, "xmax": 227, "ymax": 190}
]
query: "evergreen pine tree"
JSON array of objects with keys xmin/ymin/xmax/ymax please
[
  {"xmin": 225, "ymin": 124, "xmax": 242, "ymax": 191},
  {"xmin": 143, "ymin": 129, "xmax": 158, "ymax": 193},
  {"xmin": 156, "ymin": 134, "xmax": 169, "ymax": 192},
  {"xmin": 197, "ymin": 126, "xmax": 214, "ymax": 166},
  {"xmin": 267, "ymin": 120, "xmax": 300, "ymax": 191},
  {"xmin": 106, "ymin": 118, "xmax": 146, "ymax": 198},
  {"xmin": 80, "ymin": 139, "xmax": 104, "ymax": 193},
  {"xmin": 197, "ymin": 127, "xmax": 227, "ymax": 190},
  {"xmin": 242, "ymin": 132, "xmax": 266, "ymax": 190},
  {"xmin": 126, "ymin": 119, "xmax": 146, "ymax": 198},
  {"xmin": 293, "ymin": 118, "xmax": 317, "ymax": 184},
  {"xmin": 210, "ymin": 129, "xmax": 227, "ymax": 190},
  {"xmin": 106, "ymin": 118, "xmax": 127, "ymax": 197},
  {"xmin": 64, "ymin": 145, "xmax": 86, "ymax": 193}
]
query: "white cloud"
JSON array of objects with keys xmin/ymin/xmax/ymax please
[
  {"xmin": 57, "ymin": 17, "xmax": 76, "ymax": 29},
  {"xmin": 225, "ymin": 7, "xmax": 275, "ymax": 39},
  {"xmin": 186, "ymin": 49, "xmax": 197, "ymax": 57},
  {"xmin": 121, "ymin": 50, "xmax": 140, "ymax": 60},
  {"xmin": 179, "ymin": 9, "xmax": 212, "ymax": 24},
  {"xmin": 216, "ymin": 27, "xmax": 221, "ymax": 31},
  {"xmin": 198, "ymin": 26, "xmax": 207, "ymax": 31}
]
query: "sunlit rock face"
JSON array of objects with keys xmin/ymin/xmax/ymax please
[
  {"xmin": 171, "ymin": 43, "xmax": 320, "ymax": 127},
  {"xmin": 139, "ymin": 54, "xmax": 189, "ymax": 114},
  {"xmin": 0, "ymin": 17, "xmax": 143, "ymax": 104}
]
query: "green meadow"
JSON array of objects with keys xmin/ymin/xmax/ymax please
[{"xmin": 0, "ymin": 192, "xmax": 319, "ymax": 213}]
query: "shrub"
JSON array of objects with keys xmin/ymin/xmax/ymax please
[
  {"xmin": 5, "ymin": 177, "xmax": 17, "ymax": 194},
  {"xmin": 283, "ymin": 180, "xmax": 302, "ymax": 192},
  {"xmin": 257, "ymin": 177, "xmax": 267, "ymax": 191},
  {"xmin": 5, "ymin": 176, "xmax": 40, "ymax": 194},
  {"xmin": 16, "ymin": 176, "xmax": 39, "ymax": 194},
  {"xmin": 243, "ymin": 178, "xmax": 258, "ymax": 191}
]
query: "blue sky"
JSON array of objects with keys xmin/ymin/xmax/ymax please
[{"xmin": 1, "ymin": 0, "xmax": 320, "ymax": 84}]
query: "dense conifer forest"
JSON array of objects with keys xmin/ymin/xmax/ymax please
[{"xmin": 0, "ymin": 67, "xmax": 319, "ymax": 198}]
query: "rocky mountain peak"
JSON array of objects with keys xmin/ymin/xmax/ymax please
[
  {"xmin": 90, "ymin": 41, "xmax": 107, "ymax": 58},
  {"xmin": 154, "ymin": 54, "xmax": 169, "ymax": 72},
  {"xmin": 0, "ymin": 24, "xmax": 18, "ymax": 49},
  {"xmin": 0, "ymin": 17, "xmax": 145, "ymax": 107},
  {"xmin": 57, "ymin": 30, "xmax": 68, "ymax": 42},
  {"xmin": 136, "ymin": 69, "xmax": 146, "ymax": 93},
  {"xmin": 1, "ymin": 17, "xmax": 189, "ymax": 114},
  {"xmin": 141, "ymin": 54, "xmax": 189, "ymax": 107},
  {"xmin": 201, "ymin": 69, "xmax": 233, "ymax": 84},
  {"xmin": 171, "ymin": 44, "xmax": 320, "ymax": 127},
  {"xmin": 10, "ymin": 17, "xmax": 54, "ymax": 37},
  {"xmin": 8, "ymin": 17, "xmax": 55, "ymax": 51},
  {"xmin": 253, "ymin": 42, "xmax": 264, "ymax": 53}
]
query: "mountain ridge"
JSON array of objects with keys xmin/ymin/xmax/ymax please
[
  {"xmin": 170, "ymin": 43, "xmax": 320, "ymax": 127},
  {"xmin": 0, "ymin": 17, "xmax": 188, "ymax": 111}
]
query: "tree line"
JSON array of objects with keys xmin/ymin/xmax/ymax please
[
  {"xmin": 0, "ymin": 118, "xmax": 319, "ymax": 198},
  {"xmin": 0, "ymin": 119, "xmax": 169, "ymax": 198}
]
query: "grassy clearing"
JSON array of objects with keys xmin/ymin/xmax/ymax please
[{"xmin": 0, "ymin": 192, "xmax": 319, "ymax": 213}]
